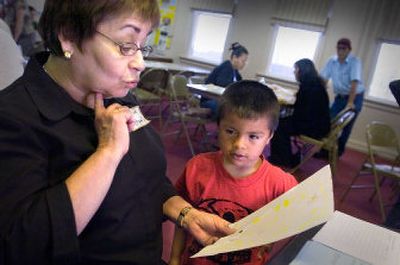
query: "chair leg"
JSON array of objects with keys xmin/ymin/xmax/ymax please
[
  {"xmin": 340, "ymin": 171, "xmax": 361, "ymax": 203},
  {"xmin": 178, "ymin": 116, "xmax": 195, "ymax": 156},
  {"xmin": 158, "ymin": 103, "xmax": 163, "ymax": 129},
  {"xmin": 372, "ymin": 172, "xmax": 387, "ymax": 222},
  {"xmin": 369, "ymin": 176, "xmax": 386, "ymax": 202},
  {"xmin": 330, "ymin": 145, "xmax": 338, "ymax": 178},
  {"xmin": 290, "ymin": 145, "xmax": 322, "ymax": 174}
]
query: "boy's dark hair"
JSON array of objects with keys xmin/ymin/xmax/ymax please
[
  {"xmin": 39, "ymin": 0, "xmax": 160, "ymax": 57},
  {"xmin": 217, "ymin": 80, "xmax": 280, "ymax": 131}
]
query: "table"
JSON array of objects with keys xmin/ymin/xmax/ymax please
[
  {"xmin": 144, "ymin": 61, "xmax": 210, "ymax": 75},
  {"xmin": 187, "ymin": 83, "xmax": 297, "ymax": 105},
  {"xmin": 266, "ymin": 225, "xmax": 323, "ymax": 265},
  {"xmin": 187, "ymin": 83, "xmax": 225, "ymax": 100}
]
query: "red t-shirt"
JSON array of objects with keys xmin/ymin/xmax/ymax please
[{"xmin": 175, "ymin": 151, "xmax": 298, "ymax": 265}]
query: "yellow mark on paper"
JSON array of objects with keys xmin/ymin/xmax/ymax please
[
  {"xmin": 283, "ymin": 199, "xmax": 290, "ymax": 207},
  {"xmin": 274, "ymin": 204, "xmax": 281, "ymax": 212},
  {"xmin": 252, "ymin": 216, "xmax": 261, "ymax": 224}
]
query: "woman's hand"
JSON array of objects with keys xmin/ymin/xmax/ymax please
[
  {"xmin": 182, "ymin": 208, "xmax": 236, "ymax": 246},
  {"xmin": 93, "ymin": 93, "xmax": 135, "ymax": 159}
]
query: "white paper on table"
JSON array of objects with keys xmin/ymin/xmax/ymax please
[
  {"xmin": 267, "ymin": 83, "xmax": 297, "ymax": 105},
  {"xmin": 192, "ymin": 165, "xmax": 334, "ymax": 258},
  {"xmin": 313, "ymin": 211, "xmax": 400, "ymax": 265},
  {"xmin": 289, "ymin": 240, "xmax": 371, "ymax": 265}
]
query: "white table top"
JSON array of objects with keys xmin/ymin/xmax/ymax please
[
  {"xmin": 144, "ymin": 61, "xmax": 210, "ymax": 75},
  {"xmin": 187, "ymin": 83, "xmax": 297, "ymax": 105}
]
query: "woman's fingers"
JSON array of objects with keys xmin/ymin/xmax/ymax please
[{"xmin": 94, "ymin": 93, "xmax": 105, "ymax": 114}]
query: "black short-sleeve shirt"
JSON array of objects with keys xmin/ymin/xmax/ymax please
[{"xmin": 0, "ymin": 52, "xmax": 176, "ymax": 265}]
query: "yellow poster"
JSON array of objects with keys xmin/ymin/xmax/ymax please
[{"xmin": 154, "ymin": 0, "xmax": 176, "ymax": 51}]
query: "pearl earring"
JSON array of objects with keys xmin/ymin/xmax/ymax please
[{"xmin": 64, "ymin": 51, "xmax": 72, "ymax": 59}]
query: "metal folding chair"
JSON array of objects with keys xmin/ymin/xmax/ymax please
[
  {"xmin": 340, "ymin": 121, "xmax": 400, "ymax": 222},
  {"xmin": 290, "ymin": 108, "xmax": 356, "ymax": 178},
  {"xmin": 162, "ymin": 74, "xmax": 214, "ymax": 156}
]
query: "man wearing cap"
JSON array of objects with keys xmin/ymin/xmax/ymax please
[{"xmin": 321, "ymin": 38, "xmax": 365, "ymax": 157}]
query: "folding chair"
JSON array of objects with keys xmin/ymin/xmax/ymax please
[
  {"xmin": 162, "ymin": 74, "xmax": 214, "ymax": 156},
  {"xmin": 290, "ymin": 108, "xmax": 356, "ymax": 178},
  {"xmin": 340, "ymin": 121, "xmax": 400, "ymax": 222},
  {"xmin": 133, "ymin": 68, "xmax": 170, "ymax": 127}
]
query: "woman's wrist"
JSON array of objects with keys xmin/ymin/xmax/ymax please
[
  {"xmin": 176, "ymin": 206, "xmax": 193, "ymax": 228},
  {"xmin": 94, "ymin": 146, "xmax": 124, "ymax": 167}
]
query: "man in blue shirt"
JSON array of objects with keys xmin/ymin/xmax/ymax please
[{"xmin": 321, "ymin": 38, "xmax": 365, "ymax": 156}]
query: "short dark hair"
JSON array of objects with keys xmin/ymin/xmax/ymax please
[
  {"xmin": 39, "ymin": 0, "xmax": 160, "ymax": 56},
  {"xmin": 217, "ymin": 80, "xmax": 280, "ymax": 131},
  {"xmin": 229, "ymin": 42, "xmax": 248, "ymax": 58}
]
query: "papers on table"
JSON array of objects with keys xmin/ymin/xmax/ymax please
[
  {"xmin": 312, "ymin": 211, "xmax": 400, "ymax": 265},
  {"xmin": 192, "ymin": 165, "xmax": 334, "ymax": 258},
  {"xmin": 267, "ymin": 83, "xmax": 297, "ymax": 105},
  {"xmin": 289, "ymin": 240, "xmax": 371, "ymax": 265}
]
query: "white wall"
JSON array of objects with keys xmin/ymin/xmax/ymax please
[{"xmin": 165, "ymin": 0, "xmax": 400, "ymax": 156}]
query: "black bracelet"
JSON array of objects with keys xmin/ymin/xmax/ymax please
[{"xmin": 176, "ymin": 206, "xmax": 192, "ymax": 228}]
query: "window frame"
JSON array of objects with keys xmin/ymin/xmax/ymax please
[
  {"xmin": 266, "ymin": 22, "xmax": 324, "ymax": 82},
  {"xmin": 366, "ymin": 40, "xmax": 400, "ymax": 107},
  {"xmin": 187, "ymin": 10, "xmax": 232, "ymax": 65}
]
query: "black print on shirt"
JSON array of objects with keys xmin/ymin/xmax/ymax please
[{"xmin": 189, "ymin": 198, "xmax": 254, "ymax": 264}]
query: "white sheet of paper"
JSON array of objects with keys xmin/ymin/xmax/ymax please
[
  {"xmin": 192, "ymin": 165, "xmax": 334, "ymax": 258},
  {"xmin": 289, "ymin": 240, "xmax": 371, "ymax": 265},
  {"xmin": 313, "ymin": 211, "xmax": 400, "ymax": 265}
]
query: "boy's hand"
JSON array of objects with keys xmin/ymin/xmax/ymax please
[{"xmin": 183, "ymin": 208, "xmax": 235, "ymax": 246}]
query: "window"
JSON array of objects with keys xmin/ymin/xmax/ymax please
[
  {"xmin": 188, "ymin": 11, "xmax": 231, "ymax": 64},
  {"xmin": 268, "ymin": 25, "xmax": 322, "ymax": 81},
  {"xmin": 368, "ymin": 42, "xmax": 400, "ymax": 105}
]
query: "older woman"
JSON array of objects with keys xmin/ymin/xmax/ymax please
[{"xmin": 0, "ymin": 1, "xmax": 233, "ymax": 264}]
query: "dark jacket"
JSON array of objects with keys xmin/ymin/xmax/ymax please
[
  {"xmin": 292, "ymin": 80, "xmax": 331, "ymax": 139},
  {"xmin": 205, "ymin": 60, "xmax": 242, "ymax": 87}
]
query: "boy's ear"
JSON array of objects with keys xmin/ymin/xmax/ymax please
[{"xmin": 266, "ymin": 131, "xmax": 274, "ymax": 143}]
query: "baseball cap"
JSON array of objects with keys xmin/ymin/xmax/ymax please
[{"xmin": 337, "ymin": 38, "xmax": 352, "ymax": 49}]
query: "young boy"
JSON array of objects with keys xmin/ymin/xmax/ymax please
[{"xmin": 169, "ymin": 80, "xmax": 298, "ymax": 265}]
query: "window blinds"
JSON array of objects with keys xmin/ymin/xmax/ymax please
[
  {"xmin": 272, "ymin": 0, "xmax": 333, "ymax": 28},
  {"xmin": 379, "ymin": 0, "xmax": 400, "ymax": 40},
  {"xmin": 188, "ymin": 0, "xmax": 235, "ymax": 14}
]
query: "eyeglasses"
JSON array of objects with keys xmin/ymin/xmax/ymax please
[{"xmin": 95, "ymin": 30, "xmax": 153, "ymax": 57}]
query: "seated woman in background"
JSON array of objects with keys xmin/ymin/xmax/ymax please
[
  {"xmin": 201, "ymin": 42, "xmax": 248, "ymax": 118},
  {"xmin": 269, "ymin": 58, "xmax": 331, "ymax": 168}
]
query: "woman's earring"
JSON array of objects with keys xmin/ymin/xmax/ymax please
[{"xmin": 64, "ymin": 51, "xmax": 72, "ymax": 59}]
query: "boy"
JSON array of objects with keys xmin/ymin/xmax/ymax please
[{"xmin": 169, "ymin": 80, "xmax": 298, "ymax": 265}]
